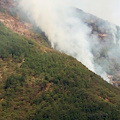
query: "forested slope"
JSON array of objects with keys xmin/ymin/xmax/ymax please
[{"xmin": 0, "ymin": 22, "xmax": 120, "ymax": 120}]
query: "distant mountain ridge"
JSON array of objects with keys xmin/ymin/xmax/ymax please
[{"xmin": 76, "ymin": 9, "xmax": 120, "ymax": 86}]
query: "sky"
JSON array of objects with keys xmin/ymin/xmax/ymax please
[{"xmin": 77, "ymin": 0, "xmax": 120, "ymax": 26}]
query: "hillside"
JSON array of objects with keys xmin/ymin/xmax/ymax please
[
  {"xmin": 0, "ymin": 21, "xmax": 120, "ymax": 120},
  {"xmin": 76, "ymin": 9, "xmax": 120, "ymax": 87},
  {"xmin": 0, "ymin": 0, "xmax": 48, "ymax": 45},
  {"xmin": 1, "ymin": 0, "xmax": 120, "ymax": 87},
  {"xmin": 0, "ymin": 1, "xmax": 120, "ymax": 119}
]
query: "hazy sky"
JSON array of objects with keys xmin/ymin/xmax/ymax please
[{"xmin": 77, "ymin": 0, "xmax": 120, "ymax": 26}]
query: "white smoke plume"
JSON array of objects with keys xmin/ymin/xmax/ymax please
[
  {"xmin": 18, "ymin": 0, "xmax": 95, "ymax": 70},
  {"xmin": 17, "ymin": 0, "xmax": 120, "ymax": 82}
]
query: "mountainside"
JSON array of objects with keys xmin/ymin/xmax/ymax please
[
  {"xmin": 1, "ymin": 0, "xmax": 120, "ymax": 87},
  {"xmin": 0, "ymin": 0, "xmax": 13, "ymax": 10},
  {"xmin": 76, "ymin": 9, "xmax": 120, "ymax": 87},
  {"xmin": 0, "ymin": 19, "xmax": 120, "ymax": 120},
  {"xmin": 1, "ymin": 1, "xmax": 120, "ymax": 120},
  {"xmin": 0, "ymin": 0, "xmax": 47, "ymax": 44}
]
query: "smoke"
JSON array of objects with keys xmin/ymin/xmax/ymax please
[
  {"xmin": 17, "ymin": 0, "xmax": 120, "ymax": 83},
  {"xmin": 18, "ymin": 0, "xmax": 95, "ymax": 70}
]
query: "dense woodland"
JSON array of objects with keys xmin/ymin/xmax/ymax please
[{"xmin": 0, "ymin": 22, "xmax": 120, "ymax": 120}]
